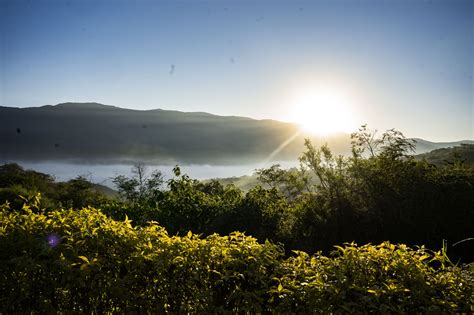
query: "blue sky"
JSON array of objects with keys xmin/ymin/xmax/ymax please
[{"xmin": 1, "ymin": 0, "xmax": 472, "ymax": 141}]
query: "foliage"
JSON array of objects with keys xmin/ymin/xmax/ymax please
[
  {"xmin": 0, "ymin": 163, "xmax": 107, "ymax": 210},
  {"xmin": 1, "ymin": 203, "xmax": 472, "ymax": 313},
  {"xmin": 112, "ymin": 163, "xmax": 164, "ymax": 205},
  {"xmin": 350, "ymin": 124, "xmax": 416, "ymax": 159},
  {"xmin": 256, "ymin": 164, "xmax": 311, "ymax": 199},
  {"xmin": 274, "ymin": 243, "xmax": 473, "ymax": 313},
  {"xmin": 252, "ymin": 127, "xmax": 474, "ymax": 261},
  {"xmin": 157, "ymin": 166, "xmax": 238, "ymax": 235}
]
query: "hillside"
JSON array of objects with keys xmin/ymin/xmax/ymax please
[
  {"xmin": 413, "ymin": 138, "xmax": 474, "ymax": 153},
  {"xmin": 0, "ymin": 103, "xmax": 342, "ymax": 164},
  {"xmin": 416, "ymin": 143, "xmax": 474, "ymax": 165},
  {"xmin": 203, "ymin": 174, "xmax": 261, "ymax": 192},
  {"xmin": 1, "ymin": 103, "xmax": 471, "ymax": 165}
]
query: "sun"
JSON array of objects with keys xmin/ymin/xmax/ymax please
[{"xmin": 289, "ymin": 87, "xmax": 356, "ymax": 136}]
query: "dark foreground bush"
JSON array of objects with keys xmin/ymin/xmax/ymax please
[{"xmin": 1, "ymin": 203, "xmax": 472, "ymax": 313}]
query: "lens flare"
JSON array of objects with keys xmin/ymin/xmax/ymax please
[{"xmin": 47, "ymin": 233, "xmax": 61, "ymax": 247}]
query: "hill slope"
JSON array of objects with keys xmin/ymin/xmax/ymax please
[
  {"xmin": 416, "ymin": 143, "xmax": 474, "ymax": 165},
  {"xmin": 1, "ymin": 102, "xmax": 471, "ymax": 165},
  {"xmin": 0, "ymin": 103, "xmax": 348, "ymax": 164}
]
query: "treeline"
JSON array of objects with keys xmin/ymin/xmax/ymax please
[
  {"xmin": 0, "ymin": 163, "xmax": 109, "ymax": 210},
  {"xmin": 1, "ymin": 206, "xmax": 471, "ymax": 313},
  {"xmin": 1, "ymin": 126, "xmax": 473, "ymax": 262}
]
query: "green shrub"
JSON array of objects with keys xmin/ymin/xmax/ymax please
[
  {"xmin": 273, "ymin": 243, "xmax": 473, "ymax": 313},
  {"xmin": 1, "ymin": 203, "xmax": 472, "ymax": 313}
]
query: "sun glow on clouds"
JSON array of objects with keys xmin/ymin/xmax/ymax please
[{"xmin": 289, "ymin": 86, "xmax": 357, "ymax": 136}]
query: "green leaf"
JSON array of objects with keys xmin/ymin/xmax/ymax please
[
  {"xmin": 419, "ymin": 254, "xmax": 430, "ymax": 261},
  {"xmin": 78, "ymin": 256, "xmax": 89, "ymax": 264}
]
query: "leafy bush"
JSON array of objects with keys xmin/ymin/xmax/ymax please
[
  {"xmin": 1, "ymin": 202, "xmax": 472, "ymax": 313},
  {"xmin": 274, "ymin": 243, "xmax": 473, "ymax": 313}
]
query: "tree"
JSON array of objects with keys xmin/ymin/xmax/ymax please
[
  {"xmin": 112, "ymin": 163, "xmax": 164, "ymax": 205},
  {"xmin": 350, "ymin": 125, "xmax": 415, "ymax": 160},
  {"xmin": 350, "ymin": 124, "xmax": 382, "ymax": 158},
  {"xmin": 256, "ymin": 164, "xmax": 310, "ymax": 199}
]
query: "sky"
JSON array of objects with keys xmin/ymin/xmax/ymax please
[{"xmin": 1, "ymin": 0, "xmax": 472, "ymax": 141}]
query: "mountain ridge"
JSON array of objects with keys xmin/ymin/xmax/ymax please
[
  {"xmin": 16, "ymin": 102, "xmax": 259, "ymax": 120},
  {"xmin": 1, "ymin": 102, "xmax": 471, "ymax": 165}
]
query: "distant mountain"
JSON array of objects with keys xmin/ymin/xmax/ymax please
[
  {"xmin": 0, "ymin": 102, "xmax": 471, "ymax": 165},
  {"xmin": 91, "ymin": 183, "xmax": 119, "ymax": 199},
  {"xmin": 416, "ymin": 144, "xmax": 474, "ymax": 166},
  {"xmin": 412, "ymin": 138, "xmax": 474, "ymax": 154},
  {"xmin": 0, "ymin": 102, "xmax": 348, "ymax": 164},
  {"xmin": 203, "ymin": 175, "xmax": 261, "ymax": 192}
]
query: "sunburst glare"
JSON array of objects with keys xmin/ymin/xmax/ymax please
[{"xmin": 289, "ymin": 87, "xmax": 356, "ymax": 136}]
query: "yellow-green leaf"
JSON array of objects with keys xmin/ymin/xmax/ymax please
[
  {"xmin": 419, "ymin": 254, "xmax": 430, "ymax": 261},
  {"xmin": 78, "ymin": 256, "xmax": 89, "ymax": 264}
]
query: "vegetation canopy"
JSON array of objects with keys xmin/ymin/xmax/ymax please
[{"xmin": 1, "ymin": 202, "xmax": 472, "ymax": 313}]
